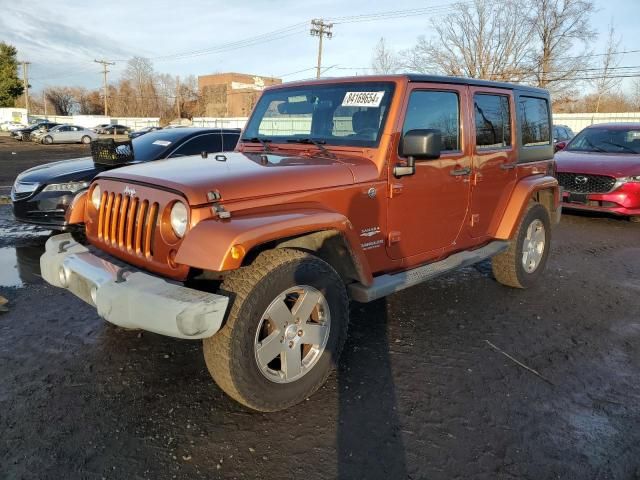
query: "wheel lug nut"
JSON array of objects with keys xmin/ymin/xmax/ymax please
[
  {"xmin": 288, "ymin": 341, "xmax": 294, "ymax": 348},
  {"xmin": 298, "ymin": 330, "xmax": 303, "ymax": 336}
]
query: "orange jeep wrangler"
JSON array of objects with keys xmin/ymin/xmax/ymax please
[{"xmin": 41, "ymin": 75, "xmax": 560, "ymax": 411}]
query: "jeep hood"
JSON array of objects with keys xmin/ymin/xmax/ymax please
[{"xmin": 96, "ymin": 151, "xmax": 379, "ymax": 205}]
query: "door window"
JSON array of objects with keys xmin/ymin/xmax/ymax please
[
  {"xmin": 402, "ymin": 90, "xmax": 460, "ymax": 151},
  {"xmin": 169, "ymin": 133, "xmax": 222, "ymax": 157},
  {"xmin": 520, "ymin": 97, "xmax": 551, "ymax": 146},
  {"xmin": 474, "ymin": 94, "xmax": 511, "ymax": 149}
]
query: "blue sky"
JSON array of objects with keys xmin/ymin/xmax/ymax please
[{"xmin": 1, "ymin": 0, "xmax": 639, "ymax": 94}]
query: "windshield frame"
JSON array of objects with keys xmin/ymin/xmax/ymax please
[
  {"xmin": 243, "ymin": 81, "xmax": 396, "ymax": 149},
  {"xmin": 565, "ymin": 126, "xmax": 640, "ymax": 154}
]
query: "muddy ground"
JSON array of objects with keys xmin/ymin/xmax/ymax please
[
  {"xmin": 1, "ymin": 142, "xmax": 640, "ymax": 479},
  {"xmin": 0, "ymin": 133, "xmax": 126, "ymax": 196}
]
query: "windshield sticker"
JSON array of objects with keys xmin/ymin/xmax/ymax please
[
  {"xmin": 152, "ymin": 140, "xmax": 172, "ymax": 146},
  {"xmin": 342, "ymin": 91, "xmax": 385, "ymax": 108}
]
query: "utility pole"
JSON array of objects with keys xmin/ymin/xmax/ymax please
[
  {"xmin": 20, "ymin": 61, "xmax": 31, "ymax": 112},
  {"xmin": 94, "ymin": 59, "xmax": 115, "ymax": 116},
  {"xmin": 310, "ymin": 19, "xmax": 333, "ymax": 79},
  {"xmin": 43, "ymin": 89, "xmax": 47, "ymax": 116}
]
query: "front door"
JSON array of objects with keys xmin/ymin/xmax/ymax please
[
  {"xmin": 386, "ymin": 84, "xmax": 472, "ymax": 261},
  {"xmin": 467, "ymin": 88, "xmax": 518, "ymax": 239}
]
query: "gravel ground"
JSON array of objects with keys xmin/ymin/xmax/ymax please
[{"xmin": 1, "ymin": 203, "xmax": 639, "ymax": 479}]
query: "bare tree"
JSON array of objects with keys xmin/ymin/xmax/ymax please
[
  {"xmin": 529, "ymin": 0, "xmax": 596, "ymax": 96},
  {"xmin": 590, "ymin": 24, "xmax": 622, "ymax": 113},
  {"xmin": 371, "ymin": 37, "xmax": 400, "ymax": 74},
  {"xmin": 46, "ymin": 87, "xmax": 75, "ymax": 115},
  {"xmin": 123, "ymin": 57, "xmax": 157, "ymax": 116},
  {"xmin": 401, "ymin": 0, "xmax": 535, "ymax": 81},
  {"xmin": 72, "ymin": 87, "xmax": 103, "ymax": 115}
]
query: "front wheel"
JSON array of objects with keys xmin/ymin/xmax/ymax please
[
  {"xmin": 81, "ymin": 135, "xmax": 91, "ymax": 144},
  {"xmin": 492, "ymin": 203, "xmax": 551, "ymax": 289},
  {"xmin": 203, "ymin": 248, "xmax": 349, "ymax": 412},
  {"xmin": 43, "ymin": 135, "xmax": 53, "ymax": 145}
]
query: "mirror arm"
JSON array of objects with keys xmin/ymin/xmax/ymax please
[{"xmin": 393, "ymin": 156, "xmax": 416, "ymax": 178}]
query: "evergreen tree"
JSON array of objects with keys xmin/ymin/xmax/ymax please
[{"xmin": 0, "ymin": 42, "xmax": 24, "ymax": 107}]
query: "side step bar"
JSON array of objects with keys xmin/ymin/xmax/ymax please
[{"xmin": 349, "ymin": 240, "xmax": 509, "ymax": 303}]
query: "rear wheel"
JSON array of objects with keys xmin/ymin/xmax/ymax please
[
  {"xmin": 492, "ymin": 203, "xmax": 551, "ymax": 289},
  {"xmin": 203, "ymin": 248, "xmax": 349, "ymax": 412},
  {"xmin": 630, "ymin": 216, "xmax": 640, "ymax": 223}
]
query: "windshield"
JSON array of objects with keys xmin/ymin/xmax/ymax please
[
  {"xmin": 243, "ymin": 82, "xmax": 395, "ymax": 148},
  {"xmin": 567, "ymin": 126, "xmax": 640, "ymax": 154}
]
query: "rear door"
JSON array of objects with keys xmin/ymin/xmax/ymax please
[
  {"xmin": 386, "ymin": 83, "xmax": 472, "ymax": 261},
  {"xmin": 467, "ymin": 88, "xmax": 518, "ymax": 239}
]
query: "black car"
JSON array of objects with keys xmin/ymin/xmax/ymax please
[
  {"xmin": 99, "ymin": 124, "xmax": 131, "ymax": 135},
  {"xmin": 11, "ymin": 121, "xmax": 60, "ymax": 141},
  {"xmin": 128, "ymin": 126, "xmax": 162, "ymax": 139},
  {"xmin": 12, "ymin": 128, "xmax": 241, "ymax": 230}
]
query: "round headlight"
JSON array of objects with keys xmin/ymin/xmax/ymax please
[
  {"xmin": 91, "ymin": 185, "xmax": 101, "ymax": 209},
  {"xmin": 170, "ymin": 202, "xmax": 188, "ymax": 238}
]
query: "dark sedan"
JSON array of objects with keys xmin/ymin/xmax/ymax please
[
  {"xmin": 12, "ymin": 128, "xmax": 241, "ymax": 230},
  {"xmin": 99, "ymin": 124, "xmax": 131, "ymax": 135},
  {"xmin": 128, "ymin": 126, "xmax": 162, "ymax": 139}
]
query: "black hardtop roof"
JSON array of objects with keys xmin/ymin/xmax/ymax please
[
  {"xmin": 277, "ymin": 74, "xmax": 549, "ymax": 96},
  {"xmin": 405, "ymin": 74, "xmax": 549, "ymax": 95}
]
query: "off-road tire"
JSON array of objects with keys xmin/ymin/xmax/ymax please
[
  {"xmin": 203, "ymin": 248, "xmax": 349, "ymax": 412},
  {"xmin": 492, "ymin": 203, "xmax": 551, "ymax": 289},
  {"xmin": 43, "ymin": 135, "xmax": 53, "ymax": 145},
  {"xmin": 81, "ymin": 135, "xmax": 91, "ymax": 144}
]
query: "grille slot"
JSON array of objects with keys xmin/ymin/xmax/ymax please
[
  {"xmin": 557, "ymin": 172, "xmax": 616, "ymax": 194},
  {"xmin": 98, "ymin": 191, "xmax": 158, "ymax": 258}
]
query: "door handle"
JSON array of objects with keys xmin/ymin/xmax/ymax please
[
  {"xmin": 500, "ymin": 162, "xmax": 517, "ymax": 170},
  {"xmin": 450, "ymin": 167, "xmax": 472, "ymax": 176}
]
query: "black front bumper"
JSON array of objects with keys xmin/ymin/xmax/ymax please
[{"xmin": 12, "ymin": 189, "xmax": 77, "ymax": 230}]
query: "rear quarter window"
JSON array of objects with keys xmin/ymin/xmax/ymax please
[{"xmin": 520, "ymin": 97, "xmax": 551, "ymax": 147}]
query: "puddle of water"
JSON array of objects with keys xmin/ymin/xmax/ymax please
[
  {"xmin": 0, "ymin": 244, "xmax": 45, "ymax": 287},
  {"xmin": 0, "ymin": 248, "xmax": 23, "ymax": 287}
]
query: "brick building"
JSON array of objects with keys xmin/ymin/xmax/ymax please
[{"xmin": 198, "ymin": 73, "xmax": 282, "ymax": 117}]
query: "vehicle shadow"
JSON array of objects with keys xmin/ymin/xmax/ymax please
[
  {"xmin": 335, "ymin": 179, "xmax": 408, "ymax": 479},
  {"xmin": 337, "ymin": 297, "xmax": 408, "ymax": 479}
]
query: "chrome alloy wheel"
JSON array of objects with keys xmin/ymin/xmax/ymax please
[
  {"xmin": 522, "ymin": 219, "xmax": 546, "ymax": 273},
  {"xmin": 254, "ymin": 285, "xmax": 331, "ymax": 384}
]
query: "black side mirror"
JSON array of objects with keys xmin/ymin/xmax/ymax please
[{"xmin": 394, "ymin": 129, "xmax": 442, "ymax": 177}]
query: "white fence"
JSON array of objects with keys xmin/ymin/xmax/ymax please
[
  {"xmin": 552, "ymin": 112, "xmax": 640, "ymax": 133},
  {"xmin": 28, "ymin": 115, "xmax": 160, "ymax": 129},
  {"xmin": 192, "ymin": 117, "xmax": 248, "ymax": 129}
]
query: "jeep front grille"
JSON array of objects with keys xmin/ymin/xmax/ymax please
[
  {"xmin": 556, "ymin": 172, "xmax": 616, "ymax": 194},
  {"xmin": 97, "ymin": 191, "xmax": 159, "ymax": 258}
]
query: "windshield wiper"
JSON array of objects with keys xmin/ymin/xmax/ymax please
[
  {"xmin": 242, "ymin": 137, "xmax": 272, "ymax": 152},
  {"xmin": 583, "ymin": 138, "xmax": 607, "ymax": 153},
  {"xmin": 286, "ymin": 138, "xmax": 335, "ymax": 158},
  {"xmin": 600, "ymin": 140, "xmax": 638, "ymax": 154}
]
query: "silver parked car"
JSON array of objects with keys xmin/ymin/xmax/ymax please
[{"xmin": 40, "ymin": 125, "xmax": 98, "ymax": 145}]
